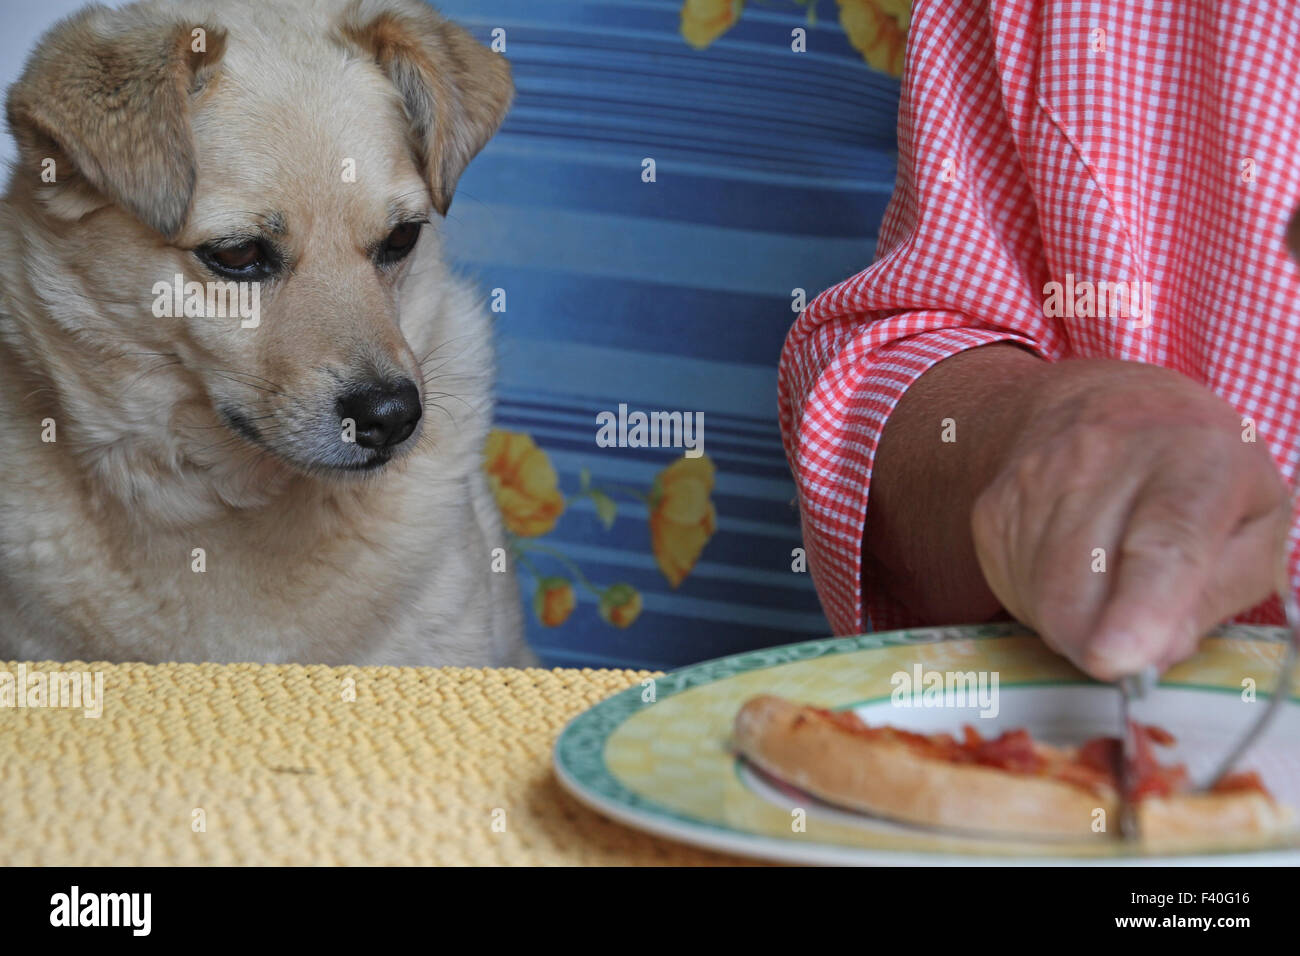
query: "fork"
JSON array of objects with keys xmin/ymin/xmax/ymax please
[{"xmin": 1200, "ymin": 578, "xmax": 1300, "ymax": 790}]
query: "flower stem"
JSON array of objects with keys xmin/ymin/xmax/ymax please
[
  {"xmin": 513, "ymin": 549, "xmax": 542, "ymax": 582},
  {"xmin": 582, "ymin": 483, "xmax": 649, "ymax": 504},
  {"xmin": 515, "ymin": 539, "xmax": 603, "ymax": 596}
]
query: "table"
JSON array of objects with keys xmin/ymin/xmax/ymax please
[{"xmin": 0, "ymin": 661, "xmax": 759, "ymax": 865}]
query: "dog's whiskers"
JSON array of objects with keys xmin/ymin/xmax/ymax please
[
  {"xmin": 415, "ymin": 330, "xmax": 480, "ymax": 367},
  {"xmin": 110, "ymin": 351, "xmax": 288, "ymax": 397}
]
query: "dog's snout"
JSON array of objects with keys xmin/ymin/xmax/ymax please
[{"xmin": 337, "ymin": 379, "xmax": 422, "ymax": 449}]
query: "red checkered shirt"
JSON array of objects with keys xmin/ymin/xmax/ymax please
[{"xmin": 778, "ymin": 0, "xmax": 1300, "ymax": 635}]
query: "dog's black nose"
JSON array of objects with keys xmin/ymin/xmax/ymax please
[{"xmin": 337, "ymin": 379, "xmax": 422, "ymax": 449}]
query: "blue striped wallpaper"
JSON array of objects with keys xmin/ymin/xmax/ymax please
[{"xmin": 437, "ymin": 0, "xmax": 903, "ymax": 668}]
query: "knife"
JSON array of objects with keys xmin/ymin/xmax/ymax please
[{"xmin": 1116, "ymin": 665, "xmax": 1157, "ymax": 840}]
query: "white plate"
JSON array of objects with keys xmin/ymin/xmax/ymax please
[{"xmin": 554, "ymin": 623, "xmax": 1300, "ymax": 865}]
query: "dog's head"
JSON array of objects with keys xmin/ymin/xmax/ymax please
[{"xmin": 4, "ymin": 0, "xmax": 511, "ymax": 478}]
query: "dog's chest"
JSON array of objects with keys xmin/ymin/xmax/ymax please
[{"xmin": 0, "ymin": 461, "xmax": 493, "ymax": 664}]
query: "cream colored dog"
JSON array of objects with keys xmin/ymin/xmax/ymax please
[{"xmin": 0, "ymin": 0, "xmax": 529, "ymax": 665}]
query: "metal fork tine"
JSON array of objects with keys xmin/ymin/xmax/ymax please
[
  {"xmin": 1117, "ymin": 666, "xmax": 1155, "ymax": 840},
  {"xmin": 1202, "ymin": 587, "xmax": 1300, "ymax": 790}
]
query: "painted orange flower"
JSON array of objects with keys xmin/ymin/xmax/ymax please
[
  {"xmin": 680, "ymin": 0, "xmax": 743, "ymax": 50},
  {"xmin": 649, "ymin": 455, "xmax": 716, "ymax": 587},
  {"xmin": 599, "ymin": 584, "xmax": 643, "ymax": 628},
  {"xmin": 836, "ymin": 0, "xmax": 910, "ymax": 76},
  {"xmin": 534, "ymin": 577, "xmax": 576, "ymax": 627},
  {"xmin": 483, "ymin": 429, "xmax": 565, "ymax": 538}
]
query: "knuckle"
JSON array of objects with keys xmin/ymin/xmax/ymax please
[
  {"xmin": 1031, "ymin": 423, "xmax": 1123, "ymax": 497},
  {"xmin": 1121, "ymin": 513, "xmax": 1208, "ymax": 568},
  {"xmin": 1061, "ymin": 421, "xmax": 1120, "ymax": 464}
]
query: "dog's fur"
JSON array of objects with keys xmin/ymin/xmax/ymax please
[{"xmin": 0, "ymin": 0, "xmax": 528, "ymax": 665}]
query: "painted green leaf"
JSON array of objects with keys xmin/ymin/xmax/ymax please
[{"xmin": 590, "ymin": 489, "xmax": 617, "ymax": 530}]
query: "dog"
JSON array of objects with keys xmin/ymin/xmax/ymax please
[{"xmin": 0, "ymin": 0, "xmax": 529, "ymax": 666}]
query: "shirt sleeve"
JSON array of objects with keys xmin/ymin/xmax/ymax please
[{"xmin": 777, "ymin": 0, "xmax": 1068, "ymax": 635}]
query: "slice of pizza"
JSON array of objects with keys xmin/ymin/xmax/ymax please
[{"xmin": 733, "ymin": 695, "xmax": 1294, "ymax": 848}]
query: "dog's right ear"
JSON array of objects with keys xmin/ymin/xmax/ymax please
[{"xmin": 5, "ymin": 5, "xmax": 227, "ymax": 238}]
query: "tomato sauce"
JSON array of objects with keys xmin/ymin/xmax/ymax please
[{"xmin": 810, "ymin": 709, "xmax": 1269, "ymax": 799}]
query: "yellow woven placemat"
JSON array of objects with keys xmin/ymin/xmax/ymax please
[{"xmin": 0, "ymin": 662, "xmax": 757, "ymax": 865}]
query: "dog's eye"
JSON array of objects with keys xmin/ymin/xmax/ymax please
[
  {"xmin": 378, "ymin": 222, "xmax": 422, "ymax": 265},
  {"xmin": 197, "ymin": 240, "xmax": 271, "ymax": 278},
  {"xmin": 212, "ymin": 242, "xmax": 262, "ymax": 270}
]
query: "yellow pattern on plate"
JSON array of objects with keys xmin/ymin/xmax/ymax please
[{"xmin": 596, "ymin": 631, "xmax": 1298, "ymax": 860}]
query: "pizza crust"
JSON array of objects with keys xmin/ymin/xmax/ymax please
[
  {"xmin": 733, "ymin": 695, "xmax": 1294, "ymax": 848},
  {"xmin": 1138, "ymin": 792, "xmax": 1294, "ymax": 850}
]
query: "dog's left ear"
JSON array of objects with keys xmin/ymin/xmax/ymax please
[{"xmin": 337, "ymin": 0, "xmax": 513, "ymax": 216}]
